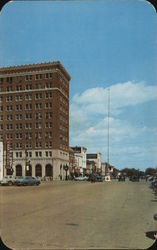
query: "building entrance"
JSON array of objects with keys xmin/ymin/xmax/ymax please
[
  {"xmin": 45, "ymin": 164, "xmax": 53, "ymax": 177},
  {"xmin": 16, "ymin": 165, "xmax": 22, "ymax": 176},
  {"xmin": 35, "ymin": 164, "xmax": 42, "ymax": 177}
]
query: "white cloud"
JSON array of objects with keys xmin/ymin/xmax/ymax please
[
  {"xmin": 71, "ymin": 81, "xmax": 157, "ymax": 116},
  {"xmin": 70, "ymin": 81, "xmax": 157, "ymax": 168},
  {"xmin": 70, "ymin": 116, "xmax": 146, "ymax": 147}
]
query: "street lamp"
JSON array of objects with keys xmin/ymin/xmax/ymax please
[
  {"xmin": 25, "ymin": 149, "xmax": 31, "ymax": 176},
  {"xmin": 64, "ymin": 164, "xmax": 68, "ymax": 181}
]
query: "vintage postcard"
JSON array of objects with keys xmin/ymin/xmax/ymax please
[{"xmin": 0, "ymin": 0, "xmax": 157, "ymax": 249}]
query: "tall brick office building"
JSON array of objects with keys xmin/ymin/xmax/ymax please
[{"xmin": 0, "ymin": 61, "xmax": 70, "ymax": 180}]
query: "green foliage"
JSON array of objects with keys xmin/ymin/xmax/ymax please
[
  {"xmin": 120, "ymin": 168, "xmax": 143, "ymax": 177},
  {"xmin": 145, "ymin": 167, "xmax": 157, "ymax": 176}
]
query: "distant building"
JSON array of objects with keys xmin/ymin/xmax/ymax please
[
  {"xmin": 0, "ymin": 141, "xmax": 3, "ymax": 180},
  {"xmin": 69, "ymin": 147, "xmax": 75, "ymax": 176},
  {"xmin": 71, "ymin": 146, "xmax": 87, "ymax": 175},
  {"xmin": 0, "ymin": 61, "xmax": 71, "ymax": 180},
  {"xmin": 86, "ymin": 160, "xmax": 96, "ymax": 174},
  {"xmin": 101, "ymin": 162, "xmax": 114, "ymax": 178},
  {"xmin": 86, "ymin": 152, "xmax": 102, "ymax": 173}
]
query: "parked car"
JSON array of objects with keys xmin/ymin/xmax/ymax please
[
  {"xmin": 0, "ymin": 175, "xmax": 17, "ymax": 186},
  {"xmin": 129, "ymin": 176, "xmax": 139, "ymax": 182},
  {"xmin": 14, "ymin": 176, "xmax": 40, "ymax": 186},
  {"xmin": 149, "ymin": 179, "xmax": 157, "ymax": 189},
  {"xmin": 118, "ymin": 175, "xmax": 125, "ymax": 182},
  {"xmin": 74, "ymin": 176, "xmax": 89, "ymax": 181},
  {"xmin": 89, "ymin": 174, "xmax": 103, "ymax": 182}
]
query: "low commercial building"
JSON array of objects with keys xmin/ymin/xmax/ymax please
[
  {"xmin": 69, "ymin": 147, "xmax": 75, "ymax": 177},
  {"xmin": 71, "ymin": 146, "xmax": 87, "ymax": 175},
  {"xmin": 101, "ymin": 162, "xmax": 114, "ymax": 179},
  {"xmin": 86, "ymin": 160, "xmax": 96, "ymax": 174},
  {"xmin": 86, "ymin": 152, "xmax": 102, "ymax": 173}
]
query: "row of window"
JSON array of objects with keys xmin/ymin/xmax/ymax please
[
  {"xmin": 0, "ymin": 82, "xmax": 68, "ymax": 94},
  {"xmin": 0, "ymin": 122, "xmax": 54, "ymax": 130},
  {"xmin": 1, "ymin": 112, "xmax": 54, "ymax": 122},
  {"xmin": 6, "ymin": 132, "xmax": 53, "ymax": 140},
  {"xmin": 8, "ymin": 141, "xmax": 54, "ymax": 149},
  {"xmin": 26, "ymin": 73, "xmax": 53, "ymax": 81},
  {"xmin": 16, "ymin": 150, "xmax": 52, "ymax": 158},
  {"xmin": 0, "ymin": 73, "xmax": 54, "ymax": 84},
  {"xmin": 0, "ymin": 102, "xmax": 53, "ymax": 112},
  {"xmin": 2, "ymin": 92, "xmax": 53, "ymax": 102}
]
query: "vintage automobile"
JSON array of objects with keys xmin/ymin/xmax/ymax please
[
  {"xmin": 89, "ymin": 174, "xmax": 103, "ymax": 182},
  {"xmin": 129, "ymin": 176, "xmax": 139, "ymax": 182},
  {"xmin": 0, "ymin": 176, "xmax": 17, "ymax": 186},
  {"xmin": 74, "ymin": 176, "xmax": 89, "ymax": 181},
  {"xmin": 118, "ymin": 175, "xmax": 125, "ymax": 182},
  {"xmin": 14, "ymin": 176, "xmax": 41, "ymax": 186}
]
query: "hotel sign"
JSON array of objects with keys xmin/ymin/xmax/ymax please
[{"xmin": 6, "ymin": 140, "xmax": 11, "ymax": 169}]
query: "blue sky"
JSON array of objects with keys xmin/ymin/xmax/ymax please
[{"xmin": 0, "ymin": 0, "xmax": 157, "ymax": 170}]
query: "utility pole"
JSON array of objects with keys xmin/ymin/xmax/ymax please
[{"xmin": 107, "ymin": 88, "xmax": 110, "ymax": 165}]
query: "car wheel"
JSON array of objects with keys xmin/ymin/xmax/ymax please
[{"xmin": 8, "ymin": 181, "xmax": 13, "ymax": 186}]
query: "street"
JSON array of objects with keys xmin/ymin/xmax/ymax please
[{"xmin": 0, "ymin": 180, "xmax": 157, "ymax": 249}]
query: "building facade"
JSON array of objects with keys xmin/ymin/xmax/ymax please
[
  {"xmin": 0, "ymin": 141, "xmax": 3, "ymax": 180},
  {"xmin": 71, "ymin": 146, "xmax": 87, "ymax": 175},
  {"xmin": 69, "ymin": 147, "xmax": 75, "ymax": 177},
  {"xmin": 86, "ymin": 152, "xmax": 102, "ymax": 173},
  {"xmin": 0, "ymin": 61, "xmax": 70, "ymax": 180},
  {"xmin": 101, "ymin": 162, "xmax": 114, "ymax": 180}
]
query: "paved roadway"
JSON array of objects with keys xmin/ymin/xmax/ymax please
[{"xmin": 0, "ymin": 179, "xmax": 157, "ymax": 249}]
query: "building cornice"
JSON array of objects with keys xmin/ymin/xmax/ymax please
[{"xmin": 0, "ymin": 61, "xmax": 71, "ymax": 81}]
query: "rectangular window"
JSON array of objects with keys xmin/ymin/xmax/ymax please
[
  {"xmin": 25, "ymin": 75, "xmax": 32, "ymax": 81},
  {"xmin": 45, "ymin": 73, "xmax": 49, "ymax": 79},
  {"xmin": 35, "ymin": 74, "xmax": 42, "ymax": 80},
  {"xmin": 6, "ymin": 77, "xmax": 12, "ymax": 83}
]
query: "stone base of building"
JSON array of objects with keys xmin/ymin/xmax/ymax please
[{"xmin": 3, "ymin": 149, "xmax": 69, "ymax": 181}]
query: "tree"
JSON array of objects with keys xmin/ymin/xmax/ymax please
[
  {"xmin": 121, "ymin": 168, "xmax": 142, "ymax": 177},
  {"xmin": 145, "ymin": 168, "xmax": 156, "ymax": 176}
]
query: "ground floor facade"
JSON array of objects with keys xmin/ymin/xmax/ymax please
[{"xmin": 3, "ymin": 149, "xmax": 69, "ymax": 180}]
